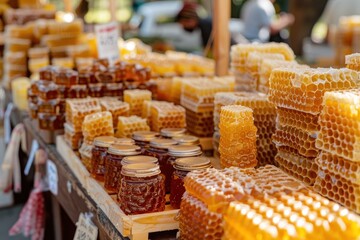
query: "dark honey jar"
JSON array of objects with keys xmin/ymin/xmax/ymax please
[
  {"xmin": 160, "ymin": 128, "xmax": 186, "ymax": 139},
  {"xmin": 88, "ymin": 83, "xmax": 104, "ymax": 98},
  {"xmin": 78, "ymin": 72, "xmax": 90, "ymax": 85},
  {"xmin": 37, "ymin": 98, "xmax": 61, "ymax": 114},
  {"xmin": 104, "ymin": 144, "xmax": 141, "ymax": 194},
  {"xmin": 132, "ymin": 131, "xmax": 159, "ymax": 153},
  {"xmin": 68, "ymin": 85, "xmax": 88, "ymax": 98},
  {"xmin": 145, "ymin": 139, "xmax": 178, "ymax": 193},
  {"xmin": 95, "ymin": 70, "xmax": 116, "ymax": 83},
  {"xmin": 170, "ymin": 157, "xmax": 211, "ymax": 208},
  {"xmin": 52, "ymin": 69, "xmax": 78, "ymax": 86},
  {"xmin": 37, "ymin": 81, "xmax": 59, "ymax": 100},
  {"xmin": 27, "ymin": 88, "xmax": 38, "ymax": 104},
  {"xmin": 118, "ymin": 163, "xmax": 165, "ymax": 214},
  {"xmin": 39, "ymin": 66, "xmax": 58, "ymax": 81},
  {"xmin": 28, "ymin": 102, "xmax": 38, "ymax": 119},
  {"xmin": 104, "ymin": 83, "xmax": 123, "ymax": 97},
  {"xmin": 38, "ymin": 113, "xmax": 64, "ymax": 130},
  {"xmin": 91, "ymin": 136, "xmax": 116, "ymax": 181}
]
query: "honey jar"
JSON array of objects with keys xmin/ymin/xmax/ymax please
[
  {"xmin": 37, "ymin": 98, "xmax": 61, "ymax": 114},
  {"xmin": 170, "ymin": 157, "xmax": 211, "ymax": 208},
  {"xmin": 115, "ymin": 138, "xmax": 135, "ymax": 145},
  {"xmin": 78, "ymin": 72, "xmax": 90, "ymax": 85},
  {"xmin": 132, "ymin": 131, "xmax": 159, "ymax": 153},
  {"xmin": 52, "ymin": 69, "xmax": 78, "ymax": 86},
  {"xmin": 27, "ymin": 88, "xmax": 37, "ymax": 104},
  {"xmin": 173, "ymin": 135, "xmax": 201, "ymax": 149},
  {"xmin": 37, "ymin": 81, "xmax": 59, "ymax": 100},
  {"xmin": 88, "ymin": 83, "xmax": 104, "ymax": 98},
  {"xmin": 67, "ymin": 85, "xmax": 88, "ymax": 98},
  {"xmin": 38, "ymin": 113, "xmax": 64, "ymax": 130},
  {"xmin": 104, "ymin": 83, "xmax": 123, "ymax": 97},
  {"xmin": 28, "ymin": 102, "xmax": 38, "ymax": 119},
  {"xmin": 104, "ymin": 144, "xmax": 141, "ymax": 194},
  {"xmin": 118, "ymin": 163, "xmax": 166, "ymax": 214},
  {"xmin": 39, "ymin": 66, "xmax": 58, "ymax": 81},
  {"xmin": 160, "ymin": 128, "xmax": 187, "ymax": 139},
  {"xmin": 91, "ymin": 136, "xmax": 116, "ymax": 181},
  {"xmin": 79, "ymin": 142, "xmax": 93, "ymax": 172},
  {"xmin": 145, "ymin": 139, "xmax": 178, "ymax": 192}
]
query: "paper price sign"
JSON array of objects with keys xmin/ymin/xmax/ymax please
[
  {"xmin": 95, "ymin": 22, "xmax": 120, "ymax": 65},
  {"xmin": 73, "ymin": 213, "xmax": 98, "ymax": 240},
  {"xmin": 46, "ymin": 160, "xmax": 58, "ymax": 195}
]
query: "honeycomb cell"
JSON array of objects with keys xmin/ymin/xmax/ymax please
[
  {"xmin": 82, "ymin": 111, "xmax": 114, "ymax": 143},
  {"xmin": 150, "ymin": 103, "xmax": 186, "ymax": 132},
  {"xmin": 346, "ymin": 53, "xmax": 360, "ymax": 71},
  {"xmin": 64, "ymin": 123, "xmax": 83, "ymax": 150},
  {"xmin": 116, "ymin": 116, "xmax": 150, "ymax": 138},
  {"xmin": 124, "ymin": 89, "xmax": 152, "ymax": 116},
  {"xmin": 268, "ymin": 67, "xmax": 359, "ymax": 114},
  {"xmin": 185, "ymin": 107, "xmax": 214, "ymax": 137},
  {"xmin": 276, "ymin": 107, "xmax": 320, "ymax": 134},
  {"xmin": 99, "ymin": 98, "xmax": 129, "ymax": 127},
  {"xmin": 316, "ymin": 89, "xmax": 360, "ymax": 162},
  {"xmin": 219, "ymin": 105, "xmax": 257, "ymax": 168}
]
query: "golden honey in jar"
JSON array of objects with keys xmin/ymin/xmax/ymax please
[
  {"xmin": 170, "ymin": 157, "xmax": 211, "ymax": 208},
  {"xmin": 68, "ymin": 85, "xmax": 88, "ymax": 98},
  {"xmin": 118, "ymin": 163, "xmax": 166, "ymax": 214},
  {"xmin": 38, "ymin": 113, "xmax": 64, "ymax": 130},
  {"xmin": 37, "ymin": 81, "xmax": 59, "ymax": 100},
  {"xmin": 88, "ymin": 83, "xmax": 104, "ymax": 98},
  {"xmin": 37, "ymin": 98, "xmax": 61, "ymax": 114},
  {"xmin": 115, "ymin": 138, "xmax": 135, "ymax": 145},
  {"xmin": 145, "ymin": 139, "xmax": 178, "ymax": 192},
  {"xmin": 52, "ymin": 69, "xmax": 78, "ymax": 86},
  {"xmin": 104, "ymin": 144, "xmax": 141, "ymax": 194},
  {"xmin": 132, "ymin": 131, "xmax": 159, "ymax": 153},
  {"xmin": 91, "ymin": 136, "xmax": 116, "ymax": 181},
  {"xmin": 160, "ymin": 128, "xmax": 186, "ymax": 139}
]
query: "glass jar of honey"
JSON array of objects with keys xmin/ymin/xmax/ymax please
[
  {"xmin": 91, "ymin": 136, "xmax": 116, "ymax": 181},
  {"xmin": 88, "ymin": 83, "xmax": 104, "ymax": 98},
  {"xmin": 173, "ymin": 135, "xmax": 202, "ymax": 149},
  {"xmin": 121, "ymin": 155, "xmax": 158, "ymax": 165},
  {"xmin": 118, "ymin": 163, "xmax": 166, "ymax": 214},
  {"xmin": 145, "ymin": 139, "xmax": 178, "ymax": 192},
  {"xmin": 115, "ymin": 138, "xmax": 135, "ymax": 145},
  {"xmin": 38, "ymin": 113, "xmax": 65, "ymax": 130},
  {"xmin": 132, "ymin": 131, "xmax": 159, "ymax": 153},
  {"xmin": 68, "ymin": 85, "xmax": 88, "ymax": 98},
  {"xmin": 170, "ymin": 157, "xmax": 211, "ymax": 208},
  {"xmin": 104, "ymin": 83, "xmax": 123, "ymax": 97},
  {"xmin": 52, "ymin": 69, "xmax": 78, "ymax": 86},
  {"xmin": 37, "ymin": 81, "xmax": 59, "ymax": 100},
  {"xmin": 160, "ymin": 128, "xmax": 186, "ymax": 139},
  {"xmin": 37, "ymin": 98, "xmax": 61, "ymax": 114},
  {"xmin": 104, "ymin": 144, "xmax": 141, "ymax": 194}
]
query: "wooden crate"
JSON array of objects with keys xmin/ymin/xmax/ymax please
[{"xmin": 56, "ymin": 135, "xmax": 179, "ymax": 240}]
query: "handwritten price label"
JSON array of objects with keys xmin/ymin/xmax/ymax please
[
  {"xmin": 73, "ymin": 213, "xmax": 98, "ymax": 240},
  {"xmin": 95, "ymin": 22, "xmax": 120, "ymax": 65}
]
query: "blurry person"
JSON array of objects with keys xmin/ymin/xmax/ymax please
[
  {"xmin": 75, "ymin": 0, "xmax": 89, "ymax": 20},
  {"xmin": 176, "ymin": 2, "xmax": 212, "ymax": 48},
  {"xmin": 241, "ymin": 0, "xmax": 294, "ymax": 42}
]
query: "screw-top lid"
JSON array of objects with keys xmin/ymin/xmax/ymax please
[
  {"xmin": 132, "ymin": 131, "xmax": 159, "ymax": 142},
  {"xmin": 174, "ymin": 157, "xmax": 211, "ymax": 171},
  {"xmin": 150, "ymin": 139, "xmax": 177, "ymax": 149},
  {"xmin": 160, "ymin": 128, "xmax": 186, "ymax": 138},
  {"xmin": 107, "ymin": 144, "xmax": 141, "ymax": 156},
  {"xmin": 173, "ymin": 135, "xmax": 200, "ymax": 146},
  {"xmin": 168, "ymin": 145, "xmax": 202, "ymax": 157},
  {"xmin": 121, "ymin": 156, "xmax": 158, "ymax": 165},
  {"xmin": 93, "ymin": 136, "xmax": 117, "ymax": 147},
  {"xmin": 115, "ymin": 138, "xmax": 135, "ymax": 145},
  {"xmin": 121, "ymin": 163, "xmax": 161, "ymax": 177}
]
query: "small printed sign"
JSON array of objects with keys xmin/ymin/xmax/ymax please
[
  {"xmin": 73, "ymin": 213, "xmax": 98, "ymax": 240},
  {"xmin": 46, "ymin": 160, "xmax": 58, "ymax": 195},
  {"xmin": 95, "ymin": 22, "xmax": 120, "ymax": 65}
]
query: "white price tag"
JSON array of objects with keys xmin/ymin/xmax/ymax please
[
  {"xmin": 46, "ymin": 160, "xmax": 58, "ymax": 195},
  {"xmin": 95, "ymin": 22, "xmax": 120, "ymax": 65},
  {"xmin": 24, "ymin": 139, "xmax": 39, "ymax": 176},
  {"xmin": 4, "ymin": 103, "xmax": 14, "ymax": 144},
  {"xmin": 73, "ymin": 213, "xmax": 98, "ymax": 240}
]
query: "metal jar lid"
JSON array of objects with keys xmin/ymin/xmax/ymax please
[
  {"xmin": 121, "ymin": 156, "xmax": 158, "ymax": 165},
  {"xmin": 149, "ymin": 139, "xmax": 178, "ymax": 149},
  {"xmin": 160, "ymin": 128, "xmax": 186, "ymax": 138},
  {"xmin": 174, "ymin": 157, "xmax": 211, "ymax": 171},
  {"xmin": 121, "ymin": 163, "xmax": 161, "ymax": 177},
  {"xmin": 115, "ymin": 138, "xmax": 135, "ymax": 145},
  {"xmin": 168, "ymin": 145, "xmax": 202, "ymax": 157},
  {"xmin": 132, "ymin": 131, "xmax": 159, "ymax": 142},
  {"xmin": 107, "ymin": 144, "xmax": 141, "ymax": 156},
  {"xmin": 173, "ymin": 135, "xmax": 200, "ymax": 146},
  {"xmin": 93, "ymin": 136, "xmax": 117, "ymax": 148}
]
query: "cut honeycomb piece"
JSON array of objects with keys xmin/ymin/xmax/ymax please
[
  {"xmin": 99, "ymin": 98, "xmax": 129, "ymax": 127},
  {"xmin": 150, "ymin": 103, "xmax": 186, "ymax": 132},
  {"xmin": 316, "ymin": 90, "xmax": 360, "ymax": 162},
  {"xmin": 82, "ymin": 111, "xmax": 114, "ymax": 143},
  {"xmin": 272, "ymin": 125, "xmax": 319, "ymax": 158},
  {"xmin": 275, "ymin": 146, "xmax": 318, "ymax": 186},
  {"xmin": 79, "ymin": 142, "xmax": 92, "ymax": 172},
  {"xmin": 65, "ymin": 98, "xmax": 101, "ymax": 132},
  {"xmin": 170, "ymin": 77, "xmax": 203, "ymax": 104},
  {"xmin": 219, "ymin": 105, "xmax": 257, "ymax": 168},
  {"xmin": 184, "ymin": 168, "xmax": 246, "ymax": 213},
  {"xmin": 314, "ymin": 168, "xmax": 360, "ymax": 214},
  {"xmin": 179, "ymin": 193, "xmax": 223, "ymax": 240},
  {"xmin": 142, "ymin": 100, "xmax": 169, "ymax": 125},
  {"xmin": 64, "ymin": 123, "xmax": 83, "ymax": 150},
  {"xmin": 116, "ymin": 116, "xmax": 150, "ymax": 138},
  {"xmin": 276, "ymin": 107, "xmax": 320, "ymax": 134},
  {"xmin": 346, "ymin": 53, "xmax": 360, "ymax": 71},
  {"xmin": 124, "ymin": 89, "xmax": 152, "ymax": 116},
  {"xmin": 268, "ymin": 67, "xmax": 359, "ymax": 114},
  {"xmin": 185, "ymin": 107, "xmax": 214, "ymax": 137},
  {"xmin": 316, "ymin": 151, "xmax": 360, "ymax": 184}
]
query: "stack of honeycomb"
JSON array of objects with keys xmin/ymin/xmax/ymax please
[
  {"xmin": 314, "ymin": 90, "xmax": 360, "ymax": 213},
  {"xmin": 214, "ymin": 92, "xmax": 277, "ymax": 166},
  {"xmin": 218, "ymin": 105, "xmax": 257, "ymax": 168},
  {"xmin": 180, "ymin": 165, "xmax": 360, "ymax": 240},
  {"xmin": 115, "ymin": 116, "xmax": 150, "ymax": 138},
  {"xmin": 142, "ymin": 100, "xmax": 169, "ymax": 126},
  {"xmin": 230, "ymin": 42, "xmax": 295, "ymax": 91},
  {"xmin": 269, "ymin": 67, "xmax": 359, "ymax": 186},
  {"xmin": 180, "ymin": 79, "xmax": 231, "ymax": 137},
  {"xmin": 258, "ymin": 59, "xmax": 308, "ymax": 94},
  {"xmin": 99, "ymin": 98, "xmax": 129, "ymax": 127},
  {"xmin": 82, "ymin": 111, "xmax": 114, "ymax": 144},
  {"xmin": 150, "ymin": 103, "xmax": 186, "ymax": 131},
  {"xmin": 124, "ymin": 89, "xmax": 152, "ymax": 116},
  {"xmin": 346, "ymin": 53, "xmax": 360, "ymax": 71}
]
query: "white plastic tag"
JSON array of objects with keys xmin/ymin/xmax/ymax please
[{"xmin": 73, "ymin": 213, "xmax": 98, "ymax": 240}]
